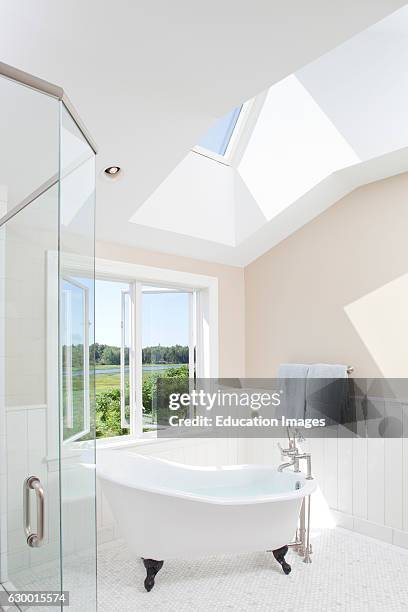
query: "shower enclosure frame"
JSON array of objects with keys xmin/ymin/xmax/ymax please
[
  {"xmin": 0, "ymin": 61, "xmax": 97, "ymax": 226},
  {"xmin": 0, "ymin": 61, "xmax": 97, "ymax": 610}
]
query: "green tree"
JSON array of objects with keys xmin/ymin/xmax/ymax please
[
  {"xmin": 142, "ymin": 365, "xmax": 189, "ymax": 415},
  {"xmin": 95, "ymin": 387, "xmax": 129, "ymax": 437}
]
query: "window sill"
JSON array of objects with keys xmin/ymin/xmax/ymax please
[
  {"xmin": 95, "ymin": 432, "xmax": 209, "ymax": 451},
  {"xmin": 96, "ymin": 434, "xmax": 162, "ymax": 451},
  {"xmin": 48, "ymin": 431, "xmax": 210, "ymax": 468}
]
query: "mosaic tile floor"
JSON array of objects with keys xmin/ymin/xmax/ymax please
[
  {"xmin": 5, "ymin": 528, "xmax": 408, "ymax": 611},
  {"xmin": 96, "ymin": 528, "xmax": 408, "ymax": 612}
]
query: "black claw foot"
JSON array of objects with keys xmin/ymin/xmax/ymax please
[
  {"xmin": 272, "ymin": 545, "xmax": 291, "ymax": 575},
  {"xmin": 142, "ymin": 558, "xmax": 164, "ymax": 591}
]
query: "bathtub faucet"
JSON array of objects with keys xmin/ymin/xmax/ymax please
[
  {"xmin": 294, "ymin": 453, "xmax": 313, "ymax": 480},
  {"xmin": 277, "ymin": 447, "xmax": 313, "ymax": 480},
  {"xmin": 277, "ymin": 436, "xmax": 314, "ymax": 565},
  {"xmin": 278, "ymin": 427, "xmax": 300, "ymax": 461},
  {"xmin": 277, "ymin": 434, "xmax": 313, "ymax": 480},
  {"xmin": 277, "ymin": 440, "xmax": 296, "ymax": 472},
  {"xmin": 277, "ymin": 459, "xmax": 295, "ymax": 472}
]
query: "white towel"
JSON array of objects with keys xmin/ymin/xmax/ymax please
[
  {"xmin": 278, "ymin": 363, "xmax": 309, "ymax": 378},
  {"xmin": 306, "ymin": 363, "xmax": 349, "ymax": 423},
  {"xmin": 307, "ymin": 363, "xmax": 348, "ymax": 379},
  {"xmin": 278, "ymin": 364, "xmax": 309, "ymax": 419}
]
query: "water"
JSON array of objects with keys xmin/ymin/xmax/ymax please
[
  {"xmin": 184, "ymin": 478, "xmax": 302, "ymax": 499},
  {"xmin": 93, "ymin": 364, "xmax": 183, "ymax": 375}
]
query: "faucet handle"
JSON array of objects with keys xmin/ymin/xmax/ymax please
[{"xmin": 278, "ymin": 442, "xmax": 296, "ymax": 457}]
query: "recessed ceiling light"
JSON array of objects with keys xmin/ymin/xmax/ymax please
[{"xmin": 104, "ymin": 166, "xmax": 121, "ymax": 176}]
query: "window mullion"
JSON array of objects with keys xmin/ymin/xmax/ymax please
[{"xmin": 133, "ymin": 282, "xmax": 143, "ymax": 436}]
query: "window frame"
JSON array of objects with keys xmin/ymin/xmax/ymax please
[
  {"xmin": 192, "ymin": 98, "xmax": 256, "ymax": 166},
  {"xmin": 47, "ymin": 252, "xmax": 219, "ymax": 449},
  {"xmin": 137, "ymin": 282, "xmax": 197, "ymax": 434},
  {"xmin": 120, "ymin": 287, "xmax": 132, "ymax": 429},
  {"xmin": 61, "ymin": 275, "xmax": 90, "ymax": 443}
]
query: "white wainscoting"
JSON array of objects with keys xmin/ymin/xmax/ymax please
[
  {"xmin": 3, "ymin": 403, "xmax": 96, "ymax": 579},
  {"xmin": 306, "ymin": 399, "xmax": 408, "ymax": 549},
  {"xmin": 3, "ymin": 404, "xmax": 61, "ymax": 576},
  {"xmin": 238, "ymin": 429, "xmax": 408, "ymax": 549}
]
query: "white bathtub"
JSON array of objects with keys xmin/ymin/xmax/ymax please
[{"xmin": 97, "ymin": 450, "xmax": 316, "ymax": 563}]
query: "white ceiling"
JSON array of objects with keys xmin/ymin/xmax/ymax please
[
  {"xmin": 130, "ymin": 5, "xmax": 408, "ymax": 265},
  {"xmin": 0, "ymin": 1, "xmax": 406, "ymax": 266}
]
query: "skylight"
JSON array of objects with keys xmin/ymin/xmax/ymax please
[
  {"xmin": 197, "ymin": 105, "xmax": 242, "ymax": 156},
  {"xmin": 237, "ymin": 75, "xmax": 360, "ymax": 221}
]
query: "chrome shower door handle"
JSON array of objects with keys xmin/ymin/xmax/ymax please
[{"xmin": 23, "ymin": 475, "xmax": 45, "ymax": 548}]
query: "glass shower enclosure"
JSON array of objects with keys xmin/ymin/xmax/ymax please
[{"xmin": 0, "ymin": 62, "xmax": 97, "ymax": 610}]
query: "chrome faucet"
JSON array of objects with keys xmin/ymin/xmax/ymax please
[
  {"xmin": 277, "ymin": 428, "xmax": 314, "ymax": 564},
  {"xmin": 277, "ymin": 439, "xmax": 297, "ymax": 472},
  {"xmin": 277, "ymin": 428, "xmax": 313, "ymax": 479},
  {"xmin": 294, "ymin": 453, "xmax": 313, "ymax": 480},
  {"xmin": 277, "ymin": 427, "xmax": 299, "ymax": 471},
  {"xmin": 277, "ymin": 459, "xmax": 295, "ymax": 472}
]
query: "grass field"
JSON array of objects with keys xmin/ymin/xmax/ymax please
[
  {"xmin": 65, "ymin": 363, "xmax": 188, "ymax": 439},
  {"xmin": 93, "ymin": 364, "xmax": 185, "ymax": 394},
  {"xmin": 94, "ymin": 372, "xmax": 121, "ymax": 393},
  {"xmin": 95, "ymin": 363, "xmax": 183, "ymax": 370}
]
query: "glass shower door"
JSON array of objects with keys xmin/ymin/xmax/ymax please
[
  {"xmin": 0, "ymin": 73, "xmax": 62, "ymax": 606},
  {"xmin": 2, "ymin": 187, "xmax": 62, "ymax": 602},
  {"xmin": 0, "ymin": 65, "xmax": 97, "ymax": 611}
]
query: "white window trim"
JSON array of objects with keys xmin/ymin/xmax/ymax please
[
  {"xmin": 47, "ymin": 252, "xmax": 219, "ymax": 452},
  {"xmin": 94, "ymin": 257, "xmax": 218, "ymax": 373},
  {"xmin": 120, "ymin": 288, "xmax": 131, "ymax": 429}
]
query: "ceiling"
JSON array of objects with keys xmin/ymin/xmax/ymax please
[{"xmin": 0, "ymin": 1, "xmax": 407, "ymax": 266}]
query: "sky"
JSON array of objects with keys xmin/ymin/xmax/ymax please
[
  {"xmin": 198, "ymin": 105, "xmax": 242, "ymax": 155},
  {"xmin": 95, "ymin": 279, "xmax": 189, "ymax": 347}
]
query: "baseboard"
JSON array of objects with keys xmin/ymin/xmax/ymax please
[{"xmin": 330, "ymin": 509, "xmax": 408, "ymax": 549}]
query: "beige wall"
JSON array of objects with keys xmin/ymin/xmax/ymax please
[
  {"xmin": 245, "ymin": 172, "xmax": 408, "ymax": 378},
  {"xmin": 98, "ymin": 172, "xmax": 408, "ymax": 380},
  {"xmin": 96, "ymin": 241, "xmax": 246, "ymax": 377}
]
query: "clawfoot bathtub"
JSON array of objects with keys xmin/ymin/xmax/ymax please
[{"xmin": 97, "ymin": 451, "xmax": 316, "ymax": 591}]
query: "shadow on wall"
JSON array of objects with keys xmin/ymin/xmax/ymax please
[
  {"xmin": 344, "ymin": 272, "xmax": 408, "ymax": 378},
  {"xmin": 245, "ymin": 172, "xmax": 408, "ymax": 378}
]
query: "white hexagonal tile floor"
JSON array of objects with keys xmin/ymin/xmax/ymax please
[{"xmin": 96, "ymin": 528, "xmax": 408, "ymax": 612}]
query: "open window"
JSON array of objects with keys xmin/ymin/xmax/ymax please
[
  {"xmin": 61, "ymin": 277, "xmax": 90, "ymax": 442},
  {"xmin": 50, "ymin": 256, "xmax": 218, "ymax": 445},
  {"xmin": 120, "ymin": 288, "xmax": 132, "ymax": 429},
  {"xmin": 139, "ymin": 285, "xmax": 196, "ymax": 433},
  {"xmin": 91, "ymin": 279, "xmax": 133, "ymax": 440},
  {"xmin": 94, "ymin": 281, "xmax": 198, "ymax": 440}
]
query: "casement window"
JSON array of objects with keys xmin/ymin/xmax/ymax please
[
  {"xmin": 61, "ymin": 277, "xmax": 90, "ymax": 443},
  {"xmin": 120, "ymin": 287, "xmax": 132, "ymax": 429},
  {"xmin": 105, "ymin": 282, "xmax": 199, "ymax": 439},
  {"xmin": 49, "ymin": 255, "xmax": 218, "ymax": 446},
  {"xmin": 96, "ymin": 275, "xmax": 216, "ymax": 441},
  {"xmin": 139, "ymin": 285, "xmax": 197, "ymax": 433}
]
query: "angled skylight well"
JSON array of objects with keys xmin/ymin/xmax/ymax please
[{"xmin": 194, "ymin": 104, "xmax": 248, "ymax": 163}]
